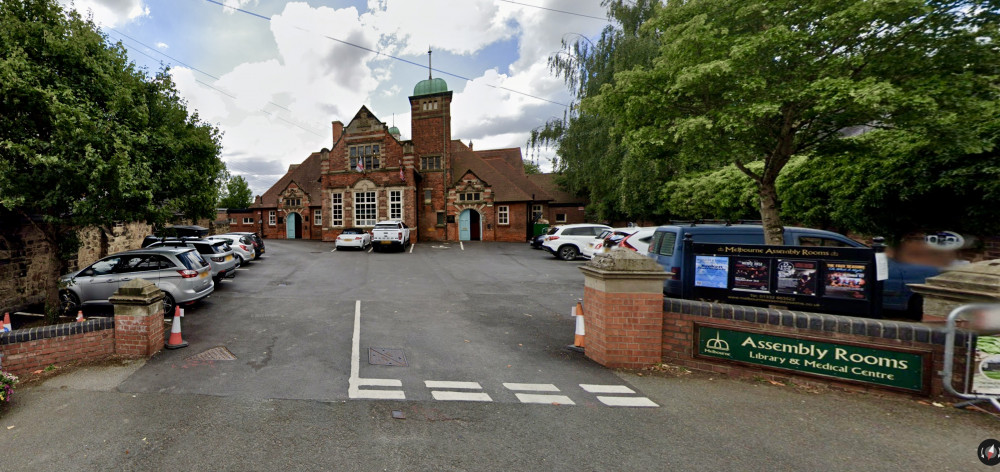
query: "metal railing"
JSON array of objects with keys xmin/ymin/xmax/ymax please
[{"xmin": 942, "ymin": 304, "xmax": 1000, "ymax": 414}]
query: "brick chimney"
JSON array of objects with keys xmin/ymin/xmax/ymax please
[{"xmin": 331, "ymin": 121, "xmax": 344, "ymax": 146}]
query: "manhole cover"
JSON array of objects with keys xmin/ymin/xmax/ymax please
[
  {"xmin": 368, "ymin": 347, "xmax": 407, "ymax": 366},
  {"xmin": 186, "ymin": 346, "xmax": 237, "ymax": 361}
]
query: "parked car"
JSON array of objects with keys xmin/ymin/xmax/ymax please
[
  {"xmin": 617, "ymin": 227, "xmax": 657, "ymax": 254},
  {"xmin": 146, "ymin": 239, "xmax": 237, "ymax": 283},
  {"xmin": 648, "ymin": 224, "xmax": 940, "ymax": 315},
  {"xmin": 59, "ymin": 247, "xmax": 214, "ymax": 317},
  {"xmin": 530, "ymin": 233, "xmax": 547, "ymax": 249},
  {"xmin": 225, "ymin": 232, "xmax": 265, "ymax": 259},
  {"xmin": 372, "ymin": 221, "xmax": 411, "ymax": 252},
  {"xmin": 207, "ymin": 234, "xmax": 255, "ymax": 266},
  {"xmin": 336, "ymin": 228, "xmax": 372, "ymax": 250},
  {"xmin": 582, "ymin": 227, "xmax": 636, "ymax": 259},
  {"xmin": 542, "ymin": 223, "xmax": 612, "ymax": 261},
  {"xmin": 140, "ymin": 225, "xmax": 211, "ymax": 247}
]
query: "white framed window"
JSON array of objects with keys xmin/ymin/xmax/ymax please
[
  {"xmin": 228, "ymin": 218, "xmax": 235, "ymax": 225},
  {"xmin": 459, "ymin": 192, "xmax": 481, "ymax": 202},
  {"xmin": 269, "ymin": 211, "xmax": 276, "ymax": 226},
  {"xmin": 314, "ymin": 209, "xmax": 322, "ymax": 226},
  {"xmin": 389, "ymin": 190, "xmax": 403, "ymax": 220},
  {"xmin": 556, "ymin": 213, "xmax": 567, "ymax": 223},
  {"xmin": 532, "ymin": 204, "xmax": 543, "ymax": 221},
  {"xmin": 354, "ymin": 191, "xmax": 377, "ymax": 226},
  {"xmin": 498, "ymin": 205, "xmax": 509, "ymax": 225},
  {"xmin": 331, "ymin": 193, "xmax": 343, "ymax": 227},
  {"xmin": 242, "ymin": 217, "xmax": 254, "ymax": 224}
]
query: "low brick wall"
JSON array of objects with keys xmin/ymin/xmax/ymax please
[
  {"xmin": 661, "ymin": 299, "xmax": 968, "ymax": 398},
  {"xmin": 0, "ymin": 319, "xmax": 116, "ymax": 375}
]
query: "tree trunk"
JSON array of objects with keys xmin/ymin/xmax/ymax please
[{"xmin": 758, "ymin": 177, "xmax": 784, "ymax": 245}]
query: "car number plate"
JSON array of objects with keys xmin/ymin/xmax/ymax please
[
  {"xmin": 380, "ymin": 240, "xmax": 391, "ymax": 244},
  {"xmin": 226, "ymin": 255, "xmax": 232, "ymax": 261},
  {"xmin": 200, "ymin": 272, "xmax": 208, "ymax": 278}
]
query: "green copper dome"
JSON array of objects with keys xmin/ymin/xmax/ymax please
[
  {"xmin": 388, "ymin": 126, "xmax": 400, "ymax": 136},
  {"xmin": 413, "ymin": 77, "xmax": 449, "ymax": 96}
]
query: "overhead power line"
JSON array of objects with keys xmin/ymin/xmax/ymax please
[
  {"xmin": 497, "ymin": 0, "xmax": 608, "ymax": 21},
  {"xmin": 203, "ymin": 0, "xmax": 571, "ymax": 108}
]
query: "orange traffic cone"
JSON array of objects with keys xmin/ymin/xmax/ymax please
[
  {"xmin": 76, "ymin": 310, "xmax": 85, "ymax": 322},
  {"xmin": 165, "ymin": 305, "xmax": 188, "ymax": 349},
  {"xmin": 567, "ymin": 303, "xmax": 585, "ymax": 353},
  {"xmin": 2, "ymin": 312, "xmax": 11, "ymax": 332}
]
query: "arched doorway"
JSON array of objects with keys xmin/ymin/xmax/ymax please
[
  {"xmin": 458, "ymin": 209, "xmax": 481, "ymax": 241},
  {"xmin": 286, "ymin": 212, "xmax": 302, "ymax": 239}
]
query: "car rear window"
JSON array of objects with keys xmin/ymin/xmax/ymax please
[
  {"xmin": 177, "ymin": 250, "xmax": 208, "ymax": 269},
  {"xmin": 343, "ymin": 228, "xmax": 364, "ymax": 234},
  {"xmin": 211, "ymin": 242, "xmax": 229, "ymax": 253},
  {"xmin": 654, "ymin": 231, "xmax": 678, "ymax": 256},
  {"xmin": 374, "ymin": 224, "xmax": 398, "ymax": 230}
]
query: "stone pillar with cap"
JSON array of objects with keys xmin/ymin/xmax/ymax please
[
  {"xmin": 579, "ymin": 250, "xmax": 670, "ymax": 369},
  {"xmin": 909, "ymin": 260, "xmax": 1000, "ymax": 323},
  {"xmin": 109, "ymin": 279, "xmax": 165, "ymax": 357}
]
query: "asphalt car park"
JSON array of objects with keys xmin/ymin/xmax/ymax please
[{"xmin": 118, "ymin": 239, "xmax": 651, "ymax": 406}]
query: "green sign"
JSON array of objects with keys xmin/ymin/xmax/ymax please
[{"xmin": 696, "ymin": 325, "xmax": 926, "ymax": 392}]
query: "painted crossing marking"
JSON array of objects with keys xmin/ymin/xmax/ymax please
[
  {"xmin": 503, "ymin": 383, "xmax": 559, "ymax": 392},
  {"xmin": 409, "ymin": 244, "xmax": 415, "ymax": 254},
  {"xmin": 596, "ymin": 396, "xmax": 658, "ymax": 407},
  {"xmin": 515, "ymin": 393, "xmax": 575, "ymax": 405},
  {"xmin": 348, "ymin": 300, "xmax": 404, "ymax": 400},
  {"xmin": 425, "ymin": 381, "xmax": 482, "ymax": 390},
  {"xmin": 431, "ymin": 391, "xmax": 493, "ymax": 402},
  {"xmin": 579, "ymin": 384, "xmax": 636, "ymax": 394}
]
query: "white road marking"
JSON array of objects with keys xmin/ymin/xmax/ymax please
[
  {"xmin": 596, "ymin": 396, "xmax": 658, "ymax": 407},
  {"xmin": 368, "ymin": 247, "xmax": 373, "ymax": 253},
  {"xmin": 331, "ymin": 247, "xmax": 337, "ymax": 252},
  {"xmin": 580, "ymin": 384, "xmax": 636, "ymax": 394},
  {"xmin": 425, "ymin": 381, "xmax": 482, "ymax": 389},
  {"xmin": 432, "ymin": 391, "xmax": 493, "ymax": 402},
  {"xmin": 409, "ymin": 243, "xmax": 415, "ymax": 254},
  {"xmin": 515, "ymin": 393, "xmax": 575, "ymax": 405},
  {"xmin": 353, "ymin": 390, "xmax": 407, "ymax": 400},
  {"xmin": 358, "ymin": 378, "xmax": 403, "ymax": 387},
  {"xmin": 348, "ymin": 300, "xmax": 404, "ymax": 400},
  {"xmin": 236, "ymin": 268, "xmax": 249, "ymax": 271},
  {"xmin": 503, "ymin": 383, "xmax": 559, "ymax": 392},
  {"xmin": 460, "ymin": 241, "xmax": 464, "ymax": 250}
]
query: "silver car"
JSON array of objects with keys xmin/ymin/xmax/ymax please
[
  {"xmin": 59, "ymin": 247, "xmax": 214, "ymax": 317},
  {"xmin": 146, "ymin": 238, "xmax": 237, "ymax": 283},
  {"xmin": 207, "ymin": 234, "xmax": 255, "ymax": 266}
]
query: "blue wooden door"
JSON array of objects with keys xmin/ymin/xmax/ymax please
[
  {"xmin": 286, "ymin": 212, "xmax": 298, "ymax": 239},
  {"xmin": 459, "ymin": 210, "xmax": 470, "ymax": 241}
]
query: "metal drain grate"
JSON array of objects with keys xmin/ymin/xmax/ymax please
[
  {"xmin": 368, "ymin": 347, "xmax": 407, "ymax": 366},
  {"xmin": 186, "ymin": 346, "xmax": 237, "ymax": 361}
]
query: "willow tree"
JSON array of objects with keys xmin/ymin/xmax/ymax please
[{"xmin": 593, "ymin": 0, "xmax": 999, "ymax": 243}]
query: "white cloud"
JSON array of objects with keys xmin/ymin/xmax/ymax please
[
  {"xmin": 364, "ymin": 0, "xmax": 516, "ymax": 55},
  {"xmin": 62, "ymin": 0, "xmax": 150, "ymax": 27},
  {"xmin": 221, "ymin": 0, "xmax": 258, "ymax": 15},
  {"xmin": 155, "ymin": 42, "xmax": 168, "ymax": 49}
]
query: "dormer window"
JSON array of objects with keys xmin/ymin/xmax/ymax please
[{"xmin": 349, "ymin": 144, "xmax": 381, "ymax": 170}]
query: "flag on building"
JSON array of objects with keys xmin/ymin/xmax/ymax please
[
  {"xmin": 399, "ymin": 166, "xmax": 405, "ymax": 181},
  {"xmin": 356, "ymin": 159, "xmax": 364, "ymax": 173}
]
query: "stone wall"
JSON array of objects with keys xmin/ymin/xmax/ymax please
[{"xmin": 0, "ymin": 220, "xmax": 151, "ymax": 314}]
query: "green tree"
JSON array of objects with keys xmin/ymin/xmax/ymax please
[
  {"xmin": 522, "ymin": 159, "xmax": 542, "ymax": 175},
  {"xmin": 595, "ymin": 0, "xmax": 999, "ymax": 244},
  {"xmin": 0, "ymin": 0, "xmax": 225, "ymax": 305},
  {"xmin": 218, "ymin": 175, "xmax": 254, "ymax": 209}
]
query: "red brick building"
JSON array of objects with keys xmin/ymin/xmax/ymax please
[{"xmin": 230, "ymin": 77, "xmax": 587, "ymax": 242}]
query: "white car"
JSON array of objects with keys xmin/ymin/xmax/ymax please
[
  {"xmin": 207, "ymin": 234, "xmax": 255, "ymax": 266},
  {"xmin": 542, "ymin": 223, "xmax": 611, "ymax": 260},
  {"xmin": 335, "ymin": 228, "xmax": 372, "ymax": 250},
  {"xmin": 581, "ymin": 227, "xmax": 637, "ymax": 259},
  {"xmin": 618, "ymin": 227, "xmax": 658, "ymax": 255},
  {"xmin": 372, "ymin": 220, "xmax": 411, "ymax": 252}
]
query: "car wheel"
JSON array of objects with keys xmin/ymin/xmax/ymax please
[
  {"xmin": 558, "ymin": 245, "xmax": 578, "ymax": 261},
  {"xmin": 236, "ymin": 255, "xmax": 244, "ymax": 267},
  {"xmin": 162, "ymin": 292, "xmax": 177, "ymax": 317},
  {"xmin": 60, "ymin": 290, "xmax": 80, "ymax": 317}
]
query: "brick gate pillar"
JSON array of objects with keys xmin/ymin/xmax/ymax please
[
  {"xmin": 579, "ymin": 250, "xmax": 670, "ymax": 369},
  {"xmin": 109, "ymin": 279, "xmax": 165, "ymax": 358}
]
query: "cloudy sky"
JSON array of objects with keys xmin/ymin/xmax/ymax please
[{"xmin": 62, "ymin": 0, "xmax": 609, "ymax": 195}]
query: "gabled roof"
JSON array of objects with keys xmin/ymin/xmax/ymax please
[
  {"xmin": 258, "ymin": 152, "xmax": 323, "ymax": 207},
  {"xmin": 450, "ymin": 148, "xmax": 553, "ymax": 203},
  {"xmin": 526, "ymin": 174, "xmax": 586, "ymax": 205}
]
